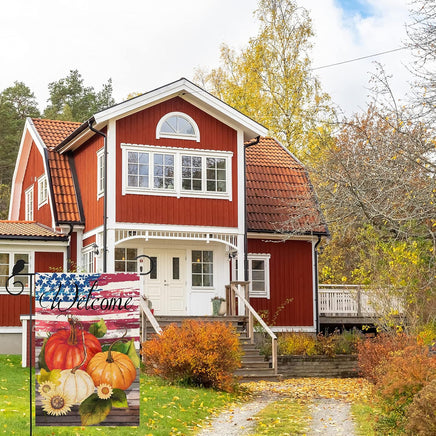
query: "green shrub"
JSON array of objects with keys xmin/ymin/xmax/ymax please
[
  {"xmin": 406, "ymin": 378, "xmax": 436, "ymax": 435},
  {"xmin": 141, "ymin": 320, "xmax": 242, "ymax": 392}
]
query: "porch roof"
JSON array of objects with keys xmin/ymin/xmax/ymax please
[{"xmin": 0, "ymin": 221, "xmax": 68, "ymax": 241}]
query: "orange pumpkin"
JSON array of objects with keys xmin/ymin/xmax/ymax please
[
  {"xmin": 44, "ymin": 318, "xmax": 101, "ymax": 370},
  {"xmin": 86, "ymin": 346, "xmax": 136, "ymax": 391}
]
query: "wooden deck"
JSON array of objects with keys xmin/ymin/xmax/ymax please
[{"xmin": 319, "ymin": 284, "xmax": 403, "ymax": 325}]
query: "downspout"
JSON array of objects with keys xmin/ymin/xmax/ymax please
[
  {"xmin": 314, "ymin": 235, "xmax": 322, "ymax": 335},
  {"xmin": 88, "ymin": 120, "xmax": 108, "ymax": 273},
  {"xmin": 65, "ymin": 223, "xmax": 74, "ymax": 272},
  {"xmin": 244, "ymin": 136, "xmax": 260, "ymax": 282}
]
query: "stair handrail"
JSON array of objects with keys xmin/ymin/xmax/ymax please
[
  {"xmin": 140, "ymin": 297, "xmax": 162, "ymax": 338},
  {"xmin": 230, "ymin": 281, "xmax": 278, "ymax": 374}
]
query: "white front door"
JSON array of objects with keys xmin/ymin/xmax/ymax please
[{"xmin": 140, "ymin": 249, "xmax": 186, "ymax": 315}]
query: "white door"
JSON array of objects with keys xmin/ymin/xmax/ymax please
[{"xmin": 140, "ymin": 249, "xmax": 186, "ymax": 315}]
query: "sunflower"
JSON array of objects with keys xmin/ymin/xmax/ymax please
[
  {"xmin": 41, "ymin": 390, "xmax": 73, "ymax": 416},
  {"xmin": 38, "ymin": 380, "xmax": 57, "ymax": 398},
  {"xmin": 97, "ymin": 383, "xmax": 113, "ymax": 400}
]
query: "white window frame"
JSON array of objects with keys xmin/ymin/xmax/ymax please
[
  {"xmin": 25, "ymin": 186, "xmax": 34, "ymax": 221},
  {"xmin": 37, "ymin": 175, "xmax": 48, "ymax": 208},
  {"xmin": 0, "ymin": 252, "xmax": 31, "ymax": 292},
  {"xmin": 156, "ymin": 111, "xmax": 200, "ymax": 142},
  {"xmin": 82, "ymin": 246, "xmax": 95, "ymax": 273},
  {"xmin": 121, "ymin": 144, "xmax": 232, "ymax": 200},
  {"xmin": 191, "ymin": 250, "xmax": 214, "ymax": 288},
  {"xmin": 115, "ymin": 247, "xmax": 138, "ymax": 273},
  {"xmin": 97, "ymin": 148, "xmax": 105, "ymax": 199},
  {"xmin": 247, "ymin": 253, "xmax": 271, "ymax": 299}
]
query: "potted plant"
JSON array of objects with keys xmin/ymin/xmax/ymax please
[{"xmin": 211, "ymin": 296, "xmax": 226, "ymax": 316}]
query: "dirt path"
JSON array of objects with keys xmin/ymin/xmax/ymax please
[{"xmin": 196, "ymin": 378, "xmax": 367, "ymax": 435}]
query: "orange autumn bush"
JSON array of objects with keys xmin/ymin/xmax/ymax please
[
  {"xmin": 141, "ymin": 320, "xmax": 242, "ymax": 392},
  {"xmin": 357, "ymin": 333, "xmax": 417, "ymax": 383}
]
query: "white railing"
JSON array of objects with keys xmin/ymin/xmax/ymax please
[
  {"xmin": 319, "ymin": 284, "xmax": 403, "ymax": 316},
  {"xmin": 226, "ymin": 281, "xmax": 278, "ymax": 374},
  {"xmin": 140, "ymin": 297, "xmax": 162, "ymax": 342}
]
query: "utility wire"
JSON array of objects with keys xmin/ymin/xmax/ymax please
[{"xmin": 311, "ymin": 46, "xmax": 408, "ymax": 71}]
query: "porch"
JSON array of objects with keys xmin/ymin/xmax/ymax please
[{"xmin": 319, "ymin": 284, "xmax": 403, "ymax": 325}]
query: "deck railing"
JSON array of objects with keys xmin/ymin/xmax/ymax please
[
  {"xmin": 319, "ymin": 284, "xmax": 403, "ymax": 317},
  {"xmin": 226, "ymin": 281, "xmax": 278, "ymax": 374}
]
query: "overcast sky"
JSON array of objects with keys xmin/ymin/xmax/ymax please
[{"xmin": 0, "ymin": 0, "xmax": 413, "ymax": 116}]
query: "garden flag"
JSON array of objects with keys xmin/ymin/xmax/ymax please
[{"xmin": 35, "ymin": 272, "xmax": 140, "ymax": 427}]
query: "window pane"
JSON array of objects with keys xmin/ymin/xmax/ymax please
[
  {"xmin": 150, "ymin": 257, "xmax": 157, "ymax": 279},
  {"xmin": 115, "ymin": 261, "xmax": 125, "ymax": 272},
  {"xmin": 138, "ymin": 153, "xmax": 149, "ymax": 164},
  {"xmin": 252, "ymin": 281, "xmax": 265, "ymax": 291},
  {"xmin": 203, "ymin": 274, "xmax": 213, "ymax": 287},
  {"xmin": 115, "ymin": 248, "xmax": 125, "ymax": 260},
  {"xmin": 128, "ymin": 164, "xmax": 138, "ymax": 175},
  {"xmin": 193, "ymin": 180, "xmax": 202, "ymax": 190},
  {"xmin": 154, "ymin": 177, "xmax": 163, "ymax": 188},
  {"xmin": 252, "ymin": 260, "xmax": 264, "ymax": 270},
  {"xmin": 154, "ymin": 154, "xmax": 163, "ymax": 165},
  {"xmin": 0, "ymin": 253, "xmax": 10, "ymax": 264},
  {"xmin": 172, "ymin": 257, "xmax": 180, "ymax": 280},
  {"xmin": 182, "ymin": 179, "xmax": 191, "ymax": 190},
  {"xmin": 139, "ymin": 176, "xmax": 148, "ymax": 187},
  {"xmin": 178, "ymin": 117, "xmax": 195, "ymax": 135},
  {"xmin": 192, "ymin": 274, "xmax": 202, "ymax": 287},
  {"xmin": 128, "ymin": 175, "xmax": 138, "ymax": 187},
  {"xmin": 127, "ymin": 248, "xmax": 137, "ymax": 260},
  {"xmin": 128, "ymin": 152, "xmax": 138, "ymax": 163}
]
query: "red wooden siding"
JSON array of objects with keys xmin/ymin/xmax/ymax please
[
  {"xmin": 83, "ymin": 235, "xmax": 96, "ymax": 247},
  {"xmin": 35, "ymin": 251, "xmax": 64, "ymax": 273},
  {"xmin": 116, "ymin": 97, "xmax": 239, "ymax": 227},
  {"xmin": 248, "ymin": 238, "xmax": 314, "ymax": 327},
  {"xmin": 18, "ymin": 142, "xmax": 52, "ymax": 226},
  {"xmin": 0, "ymin": 295, "xmax": 33, "ymax": 326},
  {"xmin": 72, "ymin": 134, "xmax": 104, "ymax": 232}
]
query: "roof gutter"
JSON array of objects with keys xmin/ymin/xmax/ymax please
[
  {"xmin": 88, "ymin": 119, "xmax": 108, "ymax": 273},
  {"xmin": 56, "ymin": 117, "xmax": 94, "ymax": 152},
  {"xmin": 244, "ymin": 136, "xmax": 261, "ymax": 281}
]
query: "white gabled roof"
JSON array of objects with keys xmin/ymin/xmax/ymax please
[{"xmin": 57, "ymin": 78, "xmax": 268, "ymax": 152}]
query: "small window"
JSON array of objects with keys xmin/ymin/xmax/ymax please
[
  {"xmin": 25, "ymin": 186, "xmax": 34, "ymax": 221},
  {"xmin": 248, "ymin": 254, "xmax": 271, "ymax": 298},
  {"xmin": 82, "ymin": 249, "xmax": 95, "ymax": 273},
  {"xmin": 97, "ymin": 149, "xmax": 105, "ymax": 198},
  {"xmin": 115, "ymin": 248, "xmax": 137, "ymax": 272},
  {"xmin": 38, "ymin": 175, "xmax": 48, "ymax": 208},
  {"xmin": 156, "ymin": 112, "xmax": 200, "ymax": 142},
  {"xmin": 192, "ymin": 250, "xmax": 213, "ymax": 287},
  {"xmin": 0, "ymin": 253, "xmax": 29, "ymax": 288}
]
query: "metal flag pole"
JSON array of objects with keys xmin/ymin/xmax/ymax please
[{"xmin": 6, "ymin": 260, "xmax": 35, "ymax": 436}]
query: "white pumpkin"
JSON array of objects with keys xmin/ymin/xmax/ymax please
[{"xmin": 58, "ymin": 369, "xmax": 95, "ymax": 404}]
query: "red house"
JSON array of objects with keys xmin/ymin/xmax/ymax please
[{"xmin": 6, "ymin": 78, "xmax": 328, "ymax": 337}]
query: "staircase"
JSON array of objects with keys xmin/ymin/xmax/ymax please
[{"xmin": 143, "ymin": 315, "xmax": 280, "ymax": 382}]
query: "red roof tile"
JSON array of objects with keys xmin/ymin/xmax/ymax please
[
  {"xmin": 246, "ymin": 137, "xmax": 328, "ymax": 235},
  {"xmin": 31, "ymin": 119, "xmax": 83, "ymax": 224},
  {"xmin": 0, "ymin": 221, "xmax": 68, "ymax": 240}
]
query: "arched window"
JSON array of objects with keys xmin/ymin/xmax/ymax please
[{"xmin": 156, "ymin": 112, "xmax": 200, "ymax": 142}]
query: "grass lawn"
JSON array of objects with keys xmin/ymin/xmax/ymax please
[
  {"xmin": 0, "ymin": 355, "xmax": 247, "ymax": 436},
  {"xmin": 249, "ymin": 398, "xmax": 311, "ymax": 435}
]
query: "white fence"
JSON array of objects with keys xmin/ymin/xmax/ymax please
[{"xmin": 319, "ymin": 284, "xmax": 403, "ymax": 317}]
